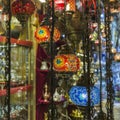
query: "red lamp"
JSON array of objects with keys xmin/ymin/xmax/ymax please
[
  {"xmin": 11, "ymin": 0, "xmax": 35, "ymax": 26},
  {"xmin": 35, "ymin": 26, "xmax": 50, "ymax": 43},
  {"xmin": 54, "ymin": 0, "xmax": 65, "ymax": 11},
  {"xmin": 50, "ymin": 0, "xmax": 75, "ymax": 12},
  {"xmin": 34, "ymin": 26, "xmax": 61, "ymax": 43},
  {"xmin": 53, "ymin": 54, "xmax": 80, "ymax": 72},
  {"xmin": 66, "ymin": 0, "xmax": 76, "ymax": 12}
]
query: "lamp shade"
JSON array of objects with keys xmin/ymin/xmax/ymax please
[
  {"xmin": 35, "ymin": 26, "xmax": 61, "ymax": 43},
  {"xmin": 34, "ymin": 26, "xmax": 50, "ymax": 43},
  {"xmin": 11, "ymin": 0, "xmax": 35, "ymax": 25},
  {"xmin": 69, "ymin": 86, "xmax": 100, "ymax": 106},
  {"xmin": 66, "ymin": 0, "xmax": 76, "ymax": 12},
  {"xmin": 50, "ymin": 0, "xmax": 75, "ymax": 12},
  {"xmin": 53, "ymin": 54, "xmax": 80, "ymax": 72},
  {"xmin": 54, "ymin": 0, "xmax": 65, "ymax": 11}
]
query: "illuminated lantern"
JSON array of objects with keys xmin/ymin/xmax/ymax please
[
  {"xmin": 66, "ymin": 0, "xmax": 76, "ymax": 12},
  {"xmin": 11, "ymin": 0, "xmax": 35, "ymax": 26},
  {"xmin": 69, "ymin": 86, "xmax": 100, "ymax": 106},
  {"xmin": 34, "ymin": 26, "xmax": 61, "ymax": 43},
  {"xmin": 111, "ymin": 47, "xmax": 116, "ymax": 54},
  {"xmin": 109, "ymin": 0, "xmax": 116, "ymax": 2},
  {"xmin": 35, "ymin": 26, "xmax": 50, "ymax": 43},
  {"xmin": 53, "ymin": 54, "xmax": 80, "ymax": 72},
  {"xmin": 50, "ymin": 0, "xmax": 76, "ymax": 12},
  {"xmin": 114, "ymin": 53, "xmax": 120, "ymax": 61},
  {"xmin": 54, "ymin": 0, "xmax": 65, "ymax": 11}
]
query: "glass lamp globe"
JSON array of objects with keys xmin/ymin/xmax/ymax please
[
  {"xmin": 53, "ymin": 54, "xmax": 80, "ymax": 72},
  {"xmin": 69, "ymin": 86, "xmax": 100, "ymax": 106}
]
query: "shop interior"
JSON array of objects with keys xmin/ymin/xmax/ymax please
[{"xmin": 0, "ymin": 0, "xmax": 120, "ymax": 120}]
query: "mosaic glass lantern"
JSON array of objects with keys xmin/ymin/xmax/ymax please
[
  {"xmin": 35, "ymin": 26, "xmax": 61, "ymax": 43},
  {"xmin": 34, "ymin": 26, "xmax": 50, "ymax": 43},
  {"xmin": 66, "ymin": 0, "xmax": 76, "ymax": 12},
  {"xmin": 69, "ymin": 86, "xmax": 100, "ymax": 106},
  {"xmin": 11, "ymin": 0, "xmax": 35, "ymax": 26},
  {"xmin": 54, "ymin": 0, "xmax": 65, "ymax": 11},
  {"xmin": 50, "ymin": 0, "xmax": 75, "ymax": 12},
  {"xmin": 53, "ymin": 54, "xmax": 80, "ymax": 72}
]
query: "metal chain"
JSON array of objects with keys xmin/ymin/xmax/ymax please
[
  {"xmin": 3, "ymin": 0, "xmax": 11, "ymax": 119},
  {"xmin": 84, "ymin": 1, "xmax": 95, "ymax": 119},
  {"xmin": 104, "ymin": 1, "xmax": 114, "ymax": 120}
]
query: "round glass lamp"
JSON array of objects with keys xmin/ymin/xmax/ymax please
[
  {"xmin": 53, "ymin": 54, "xmax": 80, "ymax": 72},
  {"xmin": 69, "ymin": 86, "xmax": 100, "ymax": 106},
  {"xmin": 34, "ymin": 26, "xmax": 50, "ymax": 43},
  {"xmin": 11, "ymin": 0, "xmax": 35, "ymax": 26},
  {"xmin": 35, "ymin": 26, "xmax": 61, "ymax": 43}
]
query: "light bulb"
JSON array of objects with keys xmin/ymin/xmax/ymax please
[{"xmin": 39, "ymin": 0, "xmax": 46, "ymax": 3}]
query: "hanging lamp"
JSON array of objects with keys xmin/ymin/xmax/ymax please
[
  {"xmin": 69, "ymin": 85, "xmax": 100, "ymax": 106},
  {"xmin": 53, "ymin": 43, "xmax": 81, "ymax": 72},
  {"xmin": 53, "ymin": 54, "xmax": 80, "ymax": 72},
  {"xmin": 34, "ymin": 26, "xmax": 61, "ymax": 43},
  {"xmin": 11, "ymin": 0, "xmax": 35, "ymax": 26},
  {"xmin": 50, "ymin": 0, "xmax": 76, "ymax": 12}
]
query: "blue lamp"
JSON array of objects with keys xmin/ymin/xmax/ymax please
[{"xmin": 69, "ymin": 86, "xmax": 100, "ymax": 106}]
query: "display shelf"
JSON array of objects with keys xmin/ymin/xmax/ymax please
[
  {"xmin": 0, "ymin": 81, "xmax": 30, "ymax": 88},
  {"xmin": 38, "ymin": 99, "xmax": 66, "ymax": 105},
  {"xmin": 0, "ymin": 36, "xmax": 33, "ymax": 47},
  {"xmin": 36, "ymin": 69, "xmax": 49, "ymax": 73},
  {"xmin": 0, "ymin": 85, "xmax": 32, "ymax": 97},
  {"xmin": 0, "ymin": 81, "xmax": 19, "ymax": 87},
  {"xmin": 38, "ymin": 99, "xmax": 49, "ymax": 105}
]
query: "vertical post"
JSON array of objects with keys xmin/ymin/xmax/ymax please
[
  {"xmin": 4, "ymin": 0, "xmax": 11, "ymax": 119},
  {"xmin": 84, "ymin": 1, "xmax": 93, "ymax": 120},
  {"xmin": 104, "ymin": 1, "xmax": 114, "ymax": 120},
  {"xmin": 97, "ymin": 0, "xmax": 103, "ymax": 113},
  {"xmin": 50, "ymin": 0, "xmax": 55, "ymax": 119}
]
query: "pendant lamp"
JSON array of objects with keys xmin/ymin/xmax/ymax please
[
  {"xmin": 11, "ymin": 0, "xmax": 35, "ymax": 26},
  {"xmin": 53, "ymin": 44, "xmax": 81, "ymax": 72},
  {"xmin": 69, "ymin": 86, "xmax": 100, "ymax": 106}
]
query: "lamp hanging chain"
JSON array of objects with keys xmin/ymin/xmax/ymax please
[
  {"xmin": 84, "ymin": 1, "xmax": 94, "ymax": 120},
  {"xmin": 97, "ymin": 0, "xmax": 103, "ymax": 112},
  {"xmin": 104, "ymin": 1, "xmax": 114, "ymax": 120},
  {"xmin": 49, "ymin": 0, "xmax": 56, "ymax": 119},
  {"xmin": 3, "ymin": 0, "xmax": 11, "ymax": 119}
]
